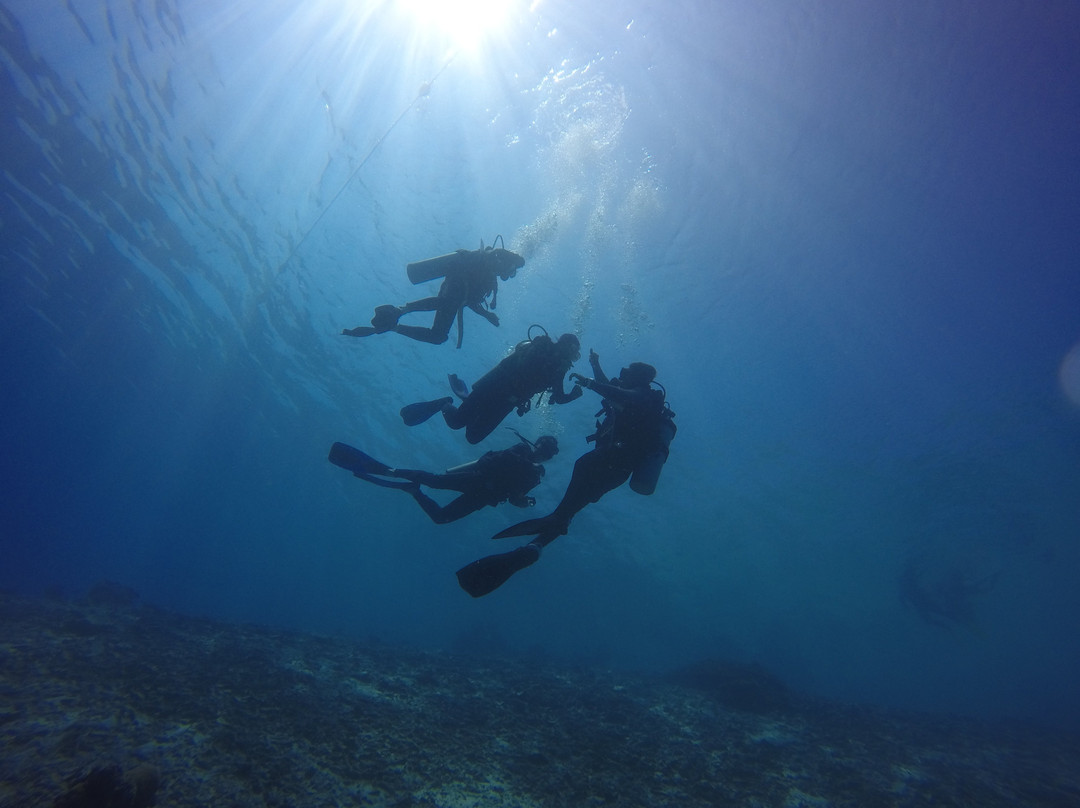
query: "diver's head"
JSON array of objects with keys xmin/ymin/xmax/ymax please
[
  {"xmin": 531, "ymin": 435, "xmax": 559, "ymax": 462},
  {"xmin": 557, "ymin": 333, "xmax": 581, "ymax": 362},
  {"xmin": 618, "ymin": 362, "xmax": 656, "ymax": 388},
  {"xmin": 492, "ymin": 248, "xmax": 525, "ymax": 280}
]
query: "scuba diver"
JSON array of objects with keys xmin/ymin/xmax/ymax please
[
  {"xmin": 399, "ymin": 326, "xmax": 584, "ymax": 445},
  {"xmin": 328, "ymin": 433, "xmax": 559, "ymax": 524},
  {"xmin": 456, "ymin": 350, "xmax": 676, "ymax": 597},
  {"xmin": 342, "ymin": 235, "xmax": 524, "ymax": 348}
]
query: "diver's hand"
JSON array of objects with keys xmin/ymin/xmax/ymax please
[
  {"xmin": 569, "ymin": 373, "xmax": 591, "ymax": 388},
  {"xmin": 589, "ymin": 349, "xmax": 600, "ymax": 364}
]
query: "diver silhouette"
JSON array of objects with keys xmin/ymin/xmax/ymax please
[
  {"xmin": 343, "ymin": 235, "xmax": 524, "ymax": 348},
  {"xmin": 456, "ymin": 350, "xmax": 677, "ymax": 596},
  {"xmin": 328, "ymin": 434, "xmax": 559, "ymax": 524},
  {"xmin": 399, "ymin": 326, "xmax": 584, "ymax": 445}
]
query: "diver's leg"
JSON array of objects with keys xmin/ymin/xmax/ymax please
[
  {"xmin": 392, "ymin": 297, "xmax": 442, "ymax": 343},
  {"xmin": 343, "ymin": 303, "xmax": 403, "ymax": 337},
  {"xmin": 409, "ymin": 488, "xmax": 451, "ymax": 523},
  {"xmin": 401, "ymin": 297, "xmax": 440, "ymax": 314},
  {"xmin": 393, "ymin": 300, "xmax": 456, "ymax": 344},
  {"xmin": 464, "ymin": 402, "xmax": 516, "ymax": 444},
  {"xmin": 394, "ymin": 470, "xmax": 469, "ymax": 493},
  {"xmin": 413, "ymin": 491, "xmax": 487, "ymax": 524},
  {"xmin": 427, "ymin": 303, "xmax": 457, "ymax": 341},
  {"xmin": 491, "ymin": 451, "xmax": 627, "ymax": 541},
  {"xmin": 441, "ymin": 403, "xmax": 466, "ymax": 430},
  {"xmin": 548, "ymin": 449, "xmax": 632, "ymax": 527},
  {"xmin": 394, "ymin": 324, "xmax": 450, "ymax": 345}
]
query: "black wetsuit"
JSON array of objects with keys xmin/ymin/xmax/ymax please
[
  {"xmin": 493, "ymin": 372, "xmax": 674, "ymax": 546},
  {"xmin": 544, "ymin": 381, "xmax": 669, "ymax": 528},
  {"xmin": 391, "ymin": 444, "xmax": 544, "ymax": 523},
  {"xmin": 443, "ymin": 336, "xmax": 583, "ymax": 443},
  {"xmin": 344, "ymin": 246, "xmax": 522, "ymax": 347},
  {"xmin": 394, "ymin": 249, "xmax": 505, "ymax": 345}
]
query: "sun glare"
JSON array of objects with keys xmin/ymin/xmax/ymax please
[{"xmin": 396, "ymin": 0, "xmax": 511, "ymax": 52}]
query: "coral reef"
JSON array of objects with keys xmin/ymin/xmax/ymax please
[
  {"xmin": 661, "ymin": 657, "xmax": 791, "ymax": 714},
  {"xmin": 1, "ymin": 592, "xmax": 1077, "ymax": 807},
  {"xmin": 53, "ymin": 763, "xmax": 159, "ymax": 808}
]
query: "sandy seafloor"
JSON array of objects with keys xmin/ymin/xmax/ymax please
[{"xmin": 2, "ymin": 590, "xmax": 1077, "ymax": 808}]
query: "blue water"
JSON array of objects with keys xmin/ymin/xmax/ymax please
[{"xmin": 2, "ymin": 0, "xmax": 1078, "ymax": 733}]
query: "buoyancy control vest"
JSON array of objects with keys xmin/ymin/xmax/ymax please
[
  {"xmin": 499, "ymin": 333, "xmax": 567, "ymax": 408},
  {"xmin": 590, "ymin": 385, "xmax": 677, "ymax": 495}
]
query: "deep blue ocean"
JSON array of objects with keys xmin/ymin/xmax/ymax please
[{"xmin": 2, "ymin": 0, "xmax": 1079, "ymax": 735}]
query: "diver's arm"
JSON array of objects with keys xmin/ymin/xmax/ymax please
[
  {"xmin": 589, "ymin": 349, "xmax": 609, "ymax": 384},
  {"xmin": 548, "ymin": 376, "xmax": 583, "ymax": 405},
  {"xmin": 468, "ymin": 302, "xmax": 499, "ymax": 326},
  {"xmin": 464, "ymin": 263, "xmax": 499, "ymax": 322},
  {"xmin": 573, "ymin": 376, "xmax": 654, "ymax": 407}
]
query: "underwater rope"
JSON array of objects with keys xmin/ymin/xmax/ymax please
[{"xmin": 270, "ymin": 53, "xmax": 457, "ymax": 280}]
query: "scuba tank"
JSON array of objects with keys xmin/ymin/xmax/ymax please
[
  {"xmin": 628, "ymin": 383, "xmax": 677, "ymax": 495},
  {"xmin": 444, "ymin": 458, "xmax": 482, "ymax": 475},
  {"xmin": 407, "ymin": 249, "xmax": 468, "ymax": 284},
  {"xmin": 406, "ymin": 235, "xmax": 519, "ymax": 285},
  {"xmin": 508, "ymin": 325, "xmax": 554, "ymax": 414},
  {"xmin": 443, "ymin": 428, "xmax": 538, "ymax": 475},
  {"xmin": 628, "ymin": 414, "xmax": 676, "ymax": 495}
]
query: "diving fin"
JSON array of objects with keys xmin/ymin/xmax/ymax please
[
  {"xmin": 351, "ymin": 472, "xmax": 418, "ymax": 492},
  {"xmin": 328, "ymin": 442, "xmax": 394, "ymax": 476},
  {"xmin": 344, "ymin": 305, "xmax": 401, "ymax": 338},
  {"xmin": 456, "ymin": 543, "xmax": 541, "ymax": 598},
  {"xmin": 400, "ymin": 397, "xmax": 453, "ymax": 427},
  {"xmin": 448, "ymin": 373, "xmax": 470, "ymax": 400},
  {"xmin": 491, "ymin": 516, "xmax": 564, "ymax": 540},
  {"xmin": 370, "ymin": 304, "xmax": 403, "ymax": 332}
]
